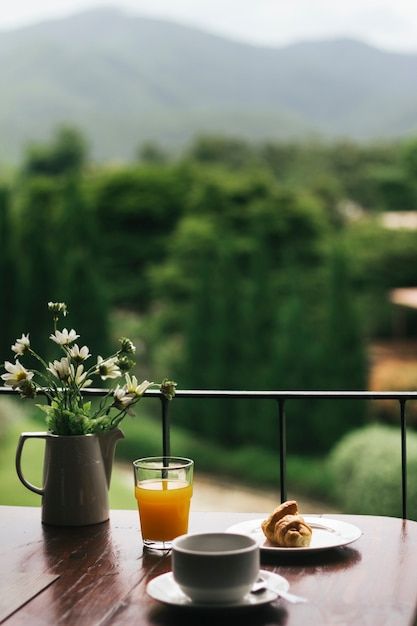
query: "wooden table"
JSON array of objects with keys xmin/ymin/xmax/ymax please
[{"xmin": 1, "ymin": 507, "xmax": 417, "ymax": 626}]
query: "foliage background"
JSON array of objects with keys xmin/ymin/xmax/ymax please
[{"xmin": 2, "ymin": 127, "xmax": 417, "ymax": 515}]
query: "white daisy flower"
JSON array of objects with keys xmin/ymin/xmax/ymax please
[
  {"xmin": 70, "ymin": 364, "xmax": 92, "ymax": 388},
  {"xmin": 68, "ymin": 344, "xmax": 91, "ymax": 362},
  {"xmin": 113, "ymin": 385, "xmax": 135, "ymax": 408},
  {"xmin": 1, "ymin": 360, "xmax": 34, "ymax": 388},
  {"xmin": 11, "ymin": 334, "xmax": 30, "ymax": 357},
  {"xmin": 125, "ymin": 374, "xmax": 152, "ymax": 397},
  {"xmin": 49, "ymin": 328, "xmax": 80, "ymax": 346},
  {"xmin": 47, "ymin": 357, "xmax": 71, "ymax": 381},
  {"xmin": 96, "ymin": 356, "xmax": 121, "ymax": 380}
]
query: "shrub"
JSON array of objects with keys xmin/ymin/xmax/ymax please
[{"xmin": 329, "ymin": 424, "xmax": 417, "ymax": 519}]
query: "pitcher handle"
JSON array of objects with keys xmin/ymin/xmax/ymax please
[{"xmin": 15, "ymin": 432, "xmax": 48, "ymax": 496}]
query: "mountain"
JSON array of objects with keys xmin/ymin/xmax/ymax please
[{"xmin": 1, "ymin": 7, "xmax": 417, "ymax": 162}]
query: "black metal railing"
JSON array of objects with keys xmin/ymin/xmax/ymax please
[{"xmin": 1, "ymin": 387, "xmax": 416, "ymax": 518}]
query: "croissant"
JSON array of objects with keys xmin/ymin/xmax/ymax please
[
  {"xmin": 273, "ymin": 514, "xmax": 312, "ymax": 547},
  {"xmin": 261, "ymin": 500, "xmax": 299, "ymax": 542},
  {"xmin": 261, "ymin": 500, "xmax": 312, "ymax": 547}
]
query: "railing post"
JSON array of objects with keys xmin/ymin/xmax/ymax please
[
  {"xmin": 278, "ymin": 399, "xmax": 287, "ymax": 503},
  {"xmin": 400, "ymin": 399, "xmax": 407, "ymax": 519},
  {"xmin": 161, "ymin": 395, "xmax": 171, "ymax": 458}
]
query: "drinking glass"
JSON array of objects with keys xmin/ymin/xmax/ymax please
[{"xmin": 133, "ymin": 456, "xmax": 194, "ymax": 551}]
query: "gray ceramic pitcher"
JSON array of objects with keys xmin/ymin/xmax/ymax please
[{"xmin": 15, "ymin": 429, "xmax": 124, "ymax": 526}]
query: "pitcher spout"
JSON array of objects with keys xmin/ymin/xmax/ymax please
[{"xmin": 99, "ymin": 428, "xmax": 124, "ymax": 488}]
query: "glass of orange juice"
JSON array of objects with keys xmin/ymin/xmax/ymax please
[{"xmin": 133, "ymin": 456, "xmax": 194, "ymax": 551}]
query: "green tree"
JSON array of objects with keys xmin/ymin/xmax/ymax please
[
  {"xmin": 138, "ymin": 141, "xmax": 168, "ymax": 164},
  {"xmin": 402, "ymin": 136, "xmax": 417, "ymax": 180},
  {"xmin": 0, "ymin": 185, "xmax": 18, "ymax": 360},
  {"xmin": 187, "ymin": 135, "xmax": 256, "ymax": 170},
  {"xmin": 320, "ymin": 242, "xmax": 367, "ymax": 445},
  {"xmin": 369, "ymin": 166, "xmax": 416, "ymax": 211},
  {"xmin": 155, "ymin": 167, "xmax": 337, "ymax": 451},
  {"xmin": 23, "ymin": 126, "xmax": 87, "ymax": 178},
  {"xmin": 93, "ymin": 165, "xmax": 187, "ymax": 308},
  {"xmin": 15, "ymin": 177, "xmax": 62, "ymax": 357},
  {"xmin": 58, "ymin": 178, "xmax": 110, "ymax": 356},
  {"xmin": 272, "ymin": 276, "xmax": 325, "ymax": 452},
  {"xmin": 177, "ymin": 240, "xmax": 249, "ymax": 445}
]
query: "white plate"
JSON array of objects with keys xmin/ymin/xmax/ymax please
[
  {"xmin": 146, "ymin": 569, "xmax": 289, "ymax": 608},
  {"xmin": 226, "ymin": 516, "xmax": 362, "ymax": 553}
]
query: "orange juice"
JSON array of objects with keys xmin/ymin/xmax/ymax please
[{"xmin": 135, "ymin": 479, "xmax": 193, "ymax": 541}]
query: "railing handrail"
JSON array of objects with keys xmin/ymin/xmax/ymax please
[
  {"xmin": 1, "ymin": 386, "xmax": 413, "ymax": 518},
  {"xmin": 2, "ymin": 387, "xmax": 417, "ymax": 400}
]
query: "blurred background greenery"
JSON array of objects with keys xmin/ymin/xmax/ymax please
[{"xmin": 2, "ymin": 125, "xmax": 417, "ymax": 518}]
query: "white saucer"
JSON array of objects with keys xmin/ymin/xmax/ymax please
[{"xmin": 146, "ymin": 569, "xmax": 289, "ymax": 608}]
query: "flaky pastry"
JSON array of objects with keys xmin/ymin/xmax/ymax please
[
  {"xmin": 273, "ymin": 514, "xmax": 312, "ymax": 547},
  {"xmin": 261, "ymin": 500, "xmax": 312, "ymax": 547},
  {"xmin": 261, "ymin": 500, "xmax": 299, "ymax": 541}
]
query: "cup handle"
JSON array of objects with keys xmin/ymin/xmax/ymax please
[{"xmin": 15, "ymin": 432, "xmax": 48, "ymax": 495}]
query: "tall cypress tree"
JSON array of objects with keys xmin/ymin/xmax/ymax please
[
  {"xmin": 237, "ymin": 228, "xmax": 277, "ymax": 446},
  {"xmin": 0, "ymin": 185, "xmax": 18, "ymax": 361},
  {"xmin": 175, "ymin": 249, "xmax": 216, "ymax": 438},
  {"xmin": 58, "ymin": 178, "xmax": 110, "ymax": 357},
  {"xmin": 15, "ymin": 177, "xmax": 61, "ymax": 358},
  {"xmin": 274, "ymin": 245, "xmax": 367, "ymax": 454},
  {"xmin": 273, "ymin": 278, "xmax": 325, "ymax": 453},
  {"xmin": 178, "ymin": 240, "xmax": 245, "ymax": 445},
  {"xmin": 205, "ymin": 243, "xmax": 242, "ymax": 444},
  {"xmin": 318, "ymin": 241, "xmax": 367, "ymax": 444}
]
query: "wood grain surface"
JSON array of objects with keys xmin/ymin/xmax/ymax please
[{"xmin": 1, "ymin": 507, "xmax": 417, "ymax": 626}]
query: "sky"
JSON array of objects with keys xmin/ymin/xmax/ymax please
[{"xmin": 1, "ymin": 0, "xmax": 417, "ymax": 53}]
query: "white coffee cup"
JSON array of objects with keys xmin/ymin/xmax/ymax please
[{"xmin": 171, "ymin": 532, "xmax": 260, "ymax": 604}]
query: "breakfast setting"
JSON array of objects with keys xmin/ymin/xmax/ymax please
[
  {"xmin": 136, "ymin": 458, "xmax": 363, "ymax": 610},
  {"xmin": 2, "ymin": 303, "xmax": 415, "ymax": 625}
]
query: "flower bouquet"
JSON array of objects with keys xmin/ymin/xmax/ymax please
[{"xmin": 2, "ymin": 301, "xmax": 176, "ymax": 435}]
